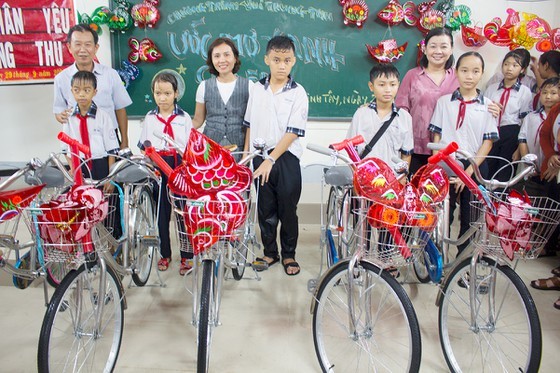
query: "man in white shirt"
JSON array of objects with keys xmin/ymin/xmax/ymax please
[{"xmin": 53, "ymin": 24, "xmax": 132, "ymax": 148}]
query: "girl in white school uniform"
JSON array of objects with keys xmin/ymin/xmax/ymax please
[
  {"xmin": 485, "ymin": 49, "xmax": 533, "ymax": 181},
  {"xmin": 138, "ymin": 72, "xmax": 194, "ymax": 275},
  {"xmin": 429, "ymin": 52, "xmax": 499, "ymax": 256}
]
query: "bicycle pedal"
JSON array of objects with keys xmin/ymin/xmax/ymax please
[
  {"xmin": 141, "ymin": 235, "xmax": 160, "ymax": 246},
  {"xmin": 252, "ymin": 261, "xmax": 268, "ymax": 271}
]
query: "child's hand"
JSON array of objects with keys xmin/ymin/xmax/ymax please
[
  {"xmin": 543, "ymin": 155, "xmax": 560, "ymax": 181},
  {"xmin": 487, "ymin": 101, "xmax": 502, "ymax": 118},
  {"xmin": 253, "ymin": 159, "xmax": 274, "ymax": 185},
  {"xmin": 103, "ymin": 182, "xmax": 115, "ymax": 194}
]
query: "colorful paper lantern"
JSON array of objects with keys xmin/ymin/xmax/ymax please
[{"xmin": 366, "ymin": 39, "xmax": 408, "ymax": 63}]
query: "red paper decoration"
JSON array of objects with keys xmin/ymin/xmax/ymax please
[
  {"xmin": 342, "ymin": 0, "xmax": 369, "ymax": 28},
  {"xmin": 131, "ymin": 0, "xmax": 161, "ymax": 28},
  {"xmin": 128, "ymin": 37, "xmax": 162, "ymax": 64},
  {"xmin": 366, "ymin": 39, "xmax": 408, "ymax": 63}
]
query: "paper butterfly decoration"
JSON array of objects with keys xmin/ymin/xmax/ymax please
[
  {"xmin": 128, "ymin": 37, "xmax": 162, "ymax": 64},
  {"xmin": 377, "ymin": 0, "xmax": 417, "ymax": 27},
  {"xmin": 366, "ymin": 39, "xmax": 408, "ymax": 63},
  {"xmin": 342, "ymin": 0, "xmax": 369, "ymax": 28},
  {"xmin": 116, "ymin": 60, "xmax": 140, "ymax": 88},
  {"xmin": 131, "ymin": 0, "xmax": 161, "ymax": 28}
]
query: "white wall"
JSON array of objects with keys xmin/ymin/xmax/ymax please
[{"xmin": 1, "ymin": 0, "xmax": 559, "ymax": 206}]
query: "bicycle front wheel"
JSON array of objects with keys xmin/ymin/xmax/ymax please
[
  {"xmin": 313, "ymin": 260, "xmax": 421, "ymax": 372},
  {"xmin": 197, "ymin": 259, "xmax": 215, "ymax": 373},
  {"xmin": 130, "ymin": 185, "xmax": 156, "ymax": 286},
  {"xmin": 438, "ymin": 256, "xmax": 542, "ymax": 373},
  {"xmin": 38, "ymin": 263, "xmax": 125, "ymax": 373}
]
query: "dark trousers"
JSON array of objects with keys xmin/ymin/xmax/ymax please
[
  {"xmin": 487, "ymin": 125, "xmax": 520, "ymax": 182},
  {"xmin": 449, "ymin": 160, "xmax": 488, "ymax": 256},
  {"xmin": 253, "ymin": 151, "xmax": 302, "ymax": 260},
  {"xmin": 156, "ymin": 155, "xmax": 190, "ymax": 260},
  {"xmin": 409, "ymin": 153, "xmax": 430, "ymax": 179}
]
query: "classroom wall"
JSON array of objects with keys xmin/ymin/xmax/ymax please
[{"xmin": 1, "ymin": 0, "xmax": 559, "ymax": 210}]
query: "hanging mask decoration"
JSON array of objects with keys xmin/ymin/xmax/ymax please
[
  {"xmin": 445, "ymin": 5, "xmax": 472, "ymax": 31},
  {"xmin": 131, "ymin": 0, "xmax": 161, "ymax": 28},
  {"xmin": 108, "ymin": 0, "xmax": 133, "ymax": 33},
  {"xmin": 116, "ymin": 60, "xmax": 140, "ymax": 88},
  {"xmin": 417, "ymin": 0, "xmax": 446, "ymax": 34},
  {"xmin": 461, "ymin": 24, "xmax": 488, "ymax": 47},
  {"xmin": 366, "ymin": 38, "xmax": 408, "ymax": 63},
  {"xmin": 341, "ymin": 0, "xmax": 369, "ymax": 28},
  {"xmin": 377, "ymin": 0, "xmax": 404, "ymax": 26},
  {"xmin": 128, "ymin": 37, "xmax": 162, "ymax": 64}
]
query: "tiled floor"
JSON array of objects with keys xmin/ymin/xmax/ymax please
[{"xmin": 1, "ymin": 224, "xmax": 559, "ymax": 372}]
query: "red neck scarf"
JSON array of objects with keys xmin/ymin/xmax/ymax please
[
  {"xmin": 456, "ymin": 98, "xmax": 478, "ymax": 130},
  {"xmin": 534, "ymin": 112, "xmax": 546, "ymax": 148},
  {"xmin": 498, "ymin": 87, "xmax": 512, "ymax": 126},
  {"xmin": 76, "ymin": 114, "xmax": 92, "ymax": 169}
]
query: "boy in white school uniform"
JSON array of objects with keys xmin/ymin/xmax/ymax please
[
  {"xmin": 54, "ymin": 24, "xmax": 132, "ymax": 148},
  {"xmin": 346, "ymin": 63, "xmax": 413, "ymax": 169},
  {"xmin": 62, "ymin": 70, "xmax": 119, "ymax": 183},
  {"xmin": 243, "ymin": 35, "xmax": 308, "ymax": 276}
]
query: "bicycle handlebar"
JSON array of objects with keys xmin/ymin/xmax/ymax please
[
  {"xmin": 427, "ymin": 142, "xmax": 537, "ymax": 191},
  {"xmin": 306, "ymin": 143, "xmax": 354, "ymax": 166},
  {"xmin": 329, "ymin": 135, "xmax": 364, "ymax": 151},
  {"xmin": 57, "ymin": 132, "xmax": 90, "ymax": 155}
]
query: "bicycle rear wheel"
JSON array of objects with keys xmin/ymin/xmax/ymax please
[
  {"xmin": 438, "ymin": 256, "xmax": 542, "ymax": 372},
  {"xmin": 313, "ymin": 260, "xmax": 421, "ymax": 372},
  {"xmin": 197, "ymin": 259, "xmax": 215, "ymax": 373},
  {"xmin": 37, "ymin": 263, "xmax": 125, "ymax": 373},
  {"xmin": 46, "ymin": 261, "xmax": 71, "ymax": 288},
  {"xmin": 130, "ymin": 185, "xmax": 156, "ymax": 286}
]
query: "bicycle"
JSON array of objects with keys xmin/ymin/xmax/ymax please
[
  {"xmin": 308, "ymin": 138, "xmax": 409, "ymax": 292},
  {"xmin": 0, "ymin": 153, "xmax": 74, "ymax": 294},
  {"xmin": 36, "ymin": 132, "xmax": 161, "ymax": 372},
  {"xmin": 425, "ymin": 141, "xmax": 560, "ymax": 372},
  {"xmin": 145, "ymin": 132, "xmax": 268, "ymax": 372},
  {"xmin": 307, "ymin": 136, "xmax": 436, "ymax": 372}
]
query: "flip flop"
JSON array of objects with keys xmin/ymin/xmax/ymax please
[
  {"xmin": 253, "ymin": 256, "xmax": 279, "ymax": 272},
  {"xmin": 282, "ymin": 259, "xmax": 300, "ymax": 276},
  {"xmin": 555, "ymin": 298, "xmax": 560, "ymax": 310},
  {"xmin": 530, "ymin": 276, "xmax": 560, "ymax": 290},
  {"xmin": 551, "ymin": 266, "xmax": 560, "ymax": 277}
]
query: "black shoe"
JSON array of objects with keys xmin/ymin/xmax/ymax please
[{"xmin": 457, "ymin": 276, "xmax": 488, "ymax": 294}]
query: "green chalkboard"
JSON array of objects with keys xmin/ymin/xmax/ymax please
[{"xmin": 111, "ymin": 0, "xmax": 438, "ymax": 119}]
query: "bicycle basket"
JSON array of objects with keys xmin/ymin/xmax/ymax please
[
  {"xmin": 354, "ymin": 196, "xmax": 438, "ymax": 267},
  {"xmin": 471, "ymin": 192, "xmax": 560, "ymax": 260},
  {"xmin": 21, "ymin": 186, "xmax": 112, "ymax": 265},
  {"xmin": 170, "ymin": 190, "xmax": 250, "ymax": 255}
]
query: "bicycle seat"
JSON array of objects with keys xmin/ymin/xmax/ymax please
[
  {"xmin": 113, "ymin": 163, "xmax": 152, "ymax": 184},
  {"xmin": 25, "ymin": 166, "xmax": 66, "ymax": 188},
  {"xmin": 324, "ymin": 165, "xmax": 353, "ymax": 187}
]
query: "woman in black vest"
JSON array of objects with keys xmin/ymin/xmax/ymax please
[{"xmin": 192, "ymin": 37, "xmax": 253, "ymax": 159}]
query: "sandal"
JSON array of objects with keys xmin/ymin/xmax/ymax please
[
  {"xmin": 282, "ymin": 259, "xmax": 300, "ymax": 276},
  {"xmin": 551, "ymin": 266, "xmax": 560, "ymax": 277},
  {"xmin": 530, "ymin": 276, "xmax": 560, "ymax": 290},
  {"xmin": 555, "ymin": 298, "xmax": 560, "ymax": 310},
  {"xmin": 158, "ymin": 257, "xmax": 171, "ymax": 271},
  {"xmin": 253, "ymin": 256, "xmax": 279, "ymax": 272},
  {"xmin": 179, "ymin": 258, "xmax": 192, "ymax": 276}
]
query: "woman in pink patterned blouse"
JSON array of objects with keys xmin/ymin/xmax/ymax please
[{"xmin": 395, "ymin": 27, "xmax": 458, "ymax": 176}]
